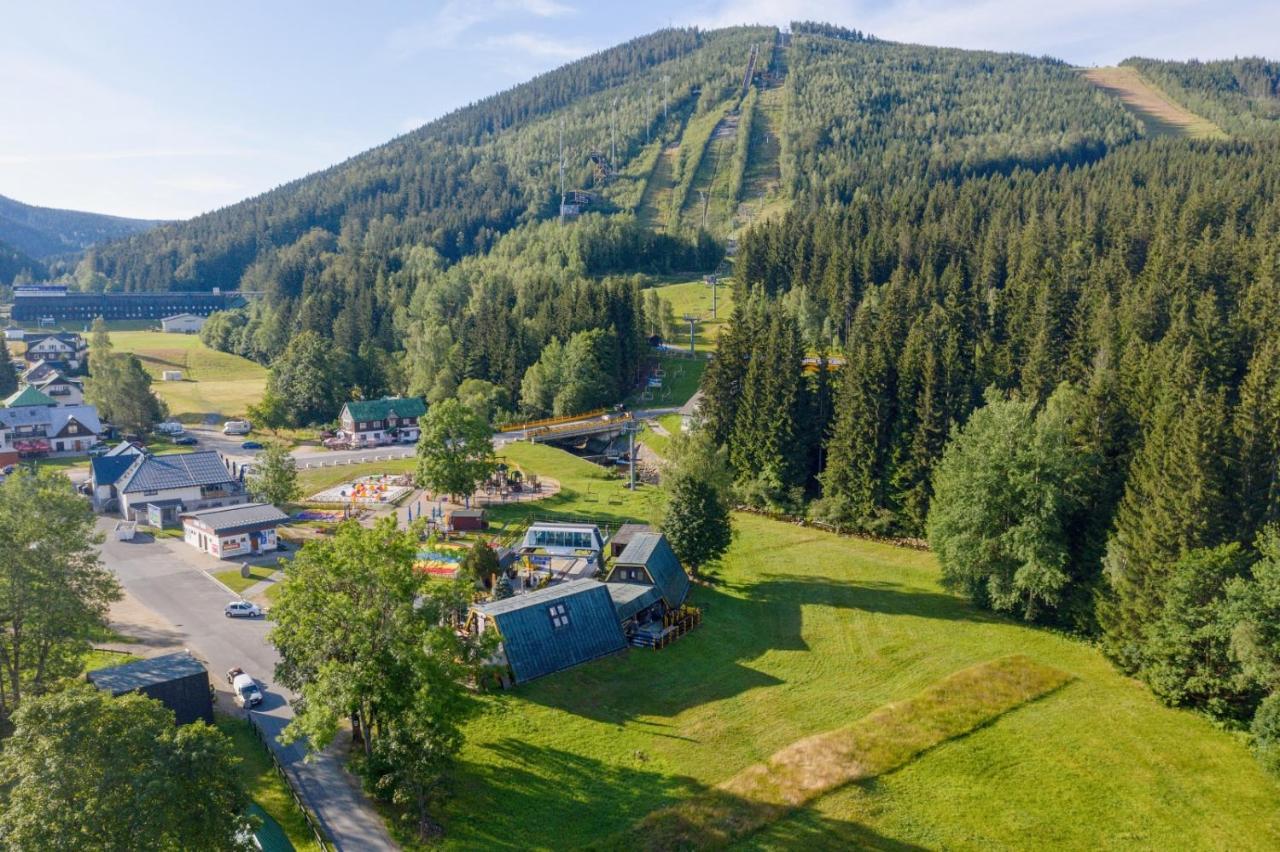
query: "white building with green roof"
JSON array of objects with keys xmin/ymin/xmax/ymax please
[{"xmin": 338, "ymin": 396, "xmax": 427, "ymax": 447}]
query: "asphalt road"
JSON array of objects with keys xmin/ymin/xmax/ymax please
[{"xmin": 99, "ymin": 520, "xmax": 396, "ymax": 851}]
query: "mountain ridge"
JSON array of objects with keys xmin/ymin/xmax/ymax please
[{"xmin": 0, "ymin": 192, "xmax": 163, "ymax": 261}]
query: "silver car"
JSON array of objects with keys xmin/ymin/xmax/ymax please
[{"xmin": 224, "ymin": 600, "xmax": 262, "ymax": 618}]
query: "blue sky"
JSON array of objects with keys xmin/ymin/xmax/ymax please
[{"xmin": 2, "ymin": 0, "xmax": 1276, "ymax": 220}]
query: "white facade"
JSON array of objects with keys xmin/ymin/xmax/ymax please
[
  {"xmin": 160, "ymin": 314, "xmax": 207, "ymax": 334},
  {"xmin": 183, "ymin": 523, "xmax": 278, "ymax": 559}
]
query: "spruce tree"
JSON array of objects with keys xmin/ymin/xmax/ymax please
[
  {"xmin": 1101, "ymin": 375, "xmax": 1235, "ymax": 671},
  {"xmin": 0, "ymin": 338, "xmax": 17, "ymax": 398}
]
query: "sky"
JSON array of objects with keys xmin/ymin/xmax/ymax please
[{"xmin": 2, "ymin": 0, "xmax": 1276, "ymax": 221}]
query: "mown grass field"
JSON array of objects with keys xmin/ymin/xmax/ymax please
[
  {"xmin": 637, "ymin": 413, "xmax": 684, "ymax": 458},
  {"xmin": 433, "ymin": 445, "xmax": 1280, "ymax": 850},
  {"xmin": 1082, "ymin": 66, "xmax": 1227, "ymax": 139},
  {"xmin": 653, "ymin": 279, "xmax": 735, "ymax": 351},
  {"xmin": 628, "ymin": 353, "xmax": 705, "ymax": 410},
  {"xmin": 109, "ymin": 331, "xmax": 267, "ymax": 422}
]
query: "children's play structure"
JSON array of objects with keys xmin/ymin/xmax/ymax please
[{"xmin": 308, "ymin": 474, "xmax": 413, "ymax": 505}]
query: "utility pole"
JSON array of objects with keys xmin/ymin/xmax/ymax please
[
  {"xmin": 646, "ymin": 87, "xmax": 652, "ymax": 142},
  {"xmin": 558, "ymin": 118, "xmax": 565, "ymax": 198},
  {"xmin": 706, "ymin": 274, "xmax": 718, "ymax": 319},
  {"xmin": 663, "ymin": 75, "xmax": 670, "ymax": 120},
  {"xmin": 611, "ymin": 96, "xmax": 619, "ymax": 167},
  {"xmin": 683, "ymin": 314, "xmax": 697, "ymax": 355}
]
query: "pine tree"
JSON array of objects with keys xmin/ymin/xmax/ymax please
[
  {"xmin": 1101, "ymin": 375, "xmax": 1235, "ymax": 671},
  {"xmin": 1235, "ymin": 338, "xmax": 1280, "ymax": 541}
]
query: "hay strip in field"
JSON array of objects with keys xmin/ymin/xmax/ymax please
[
  {"xmin": 1082, "ymin": 66, "xmax": 1226, "ymax": 140},
  {"xmin": 627, "ymin": 655, "xmax": 1072, "ymax": 849}
]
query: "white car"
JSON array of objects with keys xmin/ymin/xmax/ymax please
[
  {"xmin": 227, "ymin": 668, "xmax": 264, "ymax": 708},
  {"xmin": 224, "ymin": 600, "xmax": 262, "ymax": 619},
  {"xmin": 222, "ymin": 420, "xmax": 252, "ymax": 436}
]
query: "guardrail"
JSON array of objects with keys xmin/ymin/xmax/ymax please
[
  {"xmin": 245, "ymin": 712, "xmax": 333, "ymax": 851},
  {"xmin": 527, "ymin": 412, "xmax": 633, "ymax": 441},
  {"xmin": 499, "ymin": 408, "xmax": 608, "ymax": 433}
]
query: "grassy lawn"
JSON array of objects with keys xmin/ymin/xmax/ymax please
[
  {"xmin": 216, "ymin": 716, "xmax": 323, "ymax": 852},
  {"xmin": 296, "ymin": 457, "xmax": 417, "ymax": 498},
  {"xmin": 653, "ymin": 279, "xmax": 735, "ymax": 352},
  {"xmin": 81, "ymin": 649, "xmax": 140, "ymax": 673},
  {"xmin": 488, "ymin": 442, "xmax": 664, "ymax": 534},
  {"xmin": 430, "ymin": 443, "xmax": 1280, "ymax": 850},
  {"xmin": 637, "ymin": 413, "xmax": 684, "ymax": 459},
  {"xmin": 214, "ymin": 566, "xmax": 279, "ymax": 595},
  {"xmin": 629, "ymin": 354, "xmax": 705, "ymax": 409},
  {"xmin": 109, "ymin": 330, "xmax": 267, "ymax": 422}
]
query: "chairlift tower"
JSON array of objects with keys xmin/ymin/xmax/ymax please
[
  {"xmin": 682, "ymin": 314, "xmax": 698, "ymax": 355},
  {"xmin": 705, "ymin": 274, "xmax": 718, "ymax": 319},
  {"xmin": 622, "ymin": 419, "xmax": 643, "ymax": 490}
]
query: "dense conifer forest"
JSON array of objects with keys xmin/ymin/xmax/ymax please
[{"xmin": 69, "ymin": 23, "xmax": 1280, "ymax": 757}]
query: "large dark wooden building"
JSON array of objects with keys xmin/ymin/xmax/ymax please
[
  {"xmin": 11, "ymin": 285, "xmax": 245, "ymax": 322},
  {"xmin": 87, "ymin": 651, "xmax": 214, "ymax": 725}
]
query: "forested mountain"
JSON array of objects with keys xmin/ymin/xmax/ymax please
[
  {"xmin": 0, "ymin": 194, "xmax": 159, "ymax": 260},
  {"xmin": 87, "ymin": 26, "xmax": 767, "ymax": 297},
  {"xmin": 77, "ymin": 24, "xmax": 1280, "ymax": 744},
  {"xmin": 1122, "ymin": 57, "xmax": 1280, "ymax": 137},
  {"xmin": 0, "ymin": 238, "xmax": 45, "ymax": 286}
]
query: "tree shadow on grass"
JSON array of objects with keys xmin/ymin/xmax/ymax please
[
  {"xmin": 445, "ymin": 738, "xmax": 927, "ymax": 851},
  {"xmin": 518, "ymin": 574, "xmax": 997, "ymax": 724}
]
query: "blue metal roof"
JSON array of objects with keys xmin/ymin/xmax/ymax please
[
  {"xmin": 607, "ymin": 582, "xmax": 663, "ymax": 621},
  {"xmin": 91, "ymin": 455, "xmax": 136, "ymax": 487},
  {"xmin": 475, "ymin": 579, "xmax": 625, "ymax": 684},
  {"xmin": 611, "ymin": 533, "xmax": 690, "ymax": 609},
  {"xmin": 119, "ymin": 450, "xmax": 235, "ymax": 494}
]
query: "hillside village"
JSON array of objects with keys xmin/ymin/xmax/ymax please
[{"xmin": 2, "ymin": 13, "xmax": 1280, "ymax": 852}]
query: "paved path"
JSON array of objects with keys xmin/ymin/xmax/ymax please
[{"xmin": 98, "ymin": 519, "xmax": 396, "ymax": 851}]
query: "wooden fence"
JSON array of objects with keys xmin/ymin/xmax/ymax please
[{"xmin": 246, "ymin": 712, "xmax": 333, "ymax": 852}]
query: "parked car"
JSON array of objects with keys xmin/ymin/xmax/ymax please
[
  {"xmin": 241, "ymin": 440, "xmax": 263, "ymax": 450},
  {"xmin": 155, "ymin": 421, "xmax": 185, "ymax": 435},
  {"xmin": 226, "ymin": 667, "xmax": 263, "ymax": 708},
  {"xmin": 173, "ymin": 435, "xmax": 198, "ymax": 445},
  {"xmin": 224, "ymin": 600, "xmax": 262, "ymax": 619},
  {"xmin": 0, "ymin": 464, "xmax": 15, "ymax": 475},
  {"xmin": 87, "ymin": 444, "xmax": 109, "ymax": 458}
]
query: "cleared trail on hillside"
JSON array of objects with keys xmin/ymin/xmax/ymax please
[
  {"xmin": 1082, "ymin": 66, "xmax": 1226, "ymax": 139},
  {"xmin": 680, "ymin": 110, "xmax": 739, "ymax": 234},
  {"xmin": 636, "ymin": 144, "xmax": 679, "ymax": 231},
  {"xmin": 738, "ymin": 31, "xmax": 789, "ymax": 230}
]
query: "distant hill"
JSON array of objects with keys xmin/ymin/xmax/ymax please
[
  {"xmin": 0, "ymin": 193, "xmax": 162, "ymax": 260},
  {"xmin": 0, "ymin": 237, "xmax": 45, "ymax": 286}
]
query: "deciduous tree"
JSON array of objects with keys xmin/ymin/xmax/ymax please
[
  {"xmin": 247, "ymin": 442, "xmax": 299, "ymax": 506},
  {"xmin": 0, "ymin": 685, "xmax": 254, "ymax": 850},
  {"xmin": 269, "ymin": 518, "xmax": 489, "ymax": 836},
  {"xmin": 0, "ymin": 469, "xmax": 119, "ymax": 728},
  {"xmin": 415, "ymin": 399, "xmax": 495, "ymax": 502},
  {"xmin": 661, "ymin": 474, "xmax": 732, "ymax": 576},
  {"xmin": 84, "ymin": 352, "xmax": 168, "ymax": 435}
]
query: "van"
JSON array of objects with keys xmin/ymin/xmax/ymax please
[{"xmin": 222, "ymin": 420, "xmax": 252, "ymax": 436}]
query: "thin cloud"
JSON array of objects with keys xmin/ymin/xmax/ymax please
[
  {"xmin": 386, "ymin": 0, "xmax": 576, "ymax": 60},
  {"xmin": 484, "ymin": 32, "xmax": 593, "ymax": 62}
]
